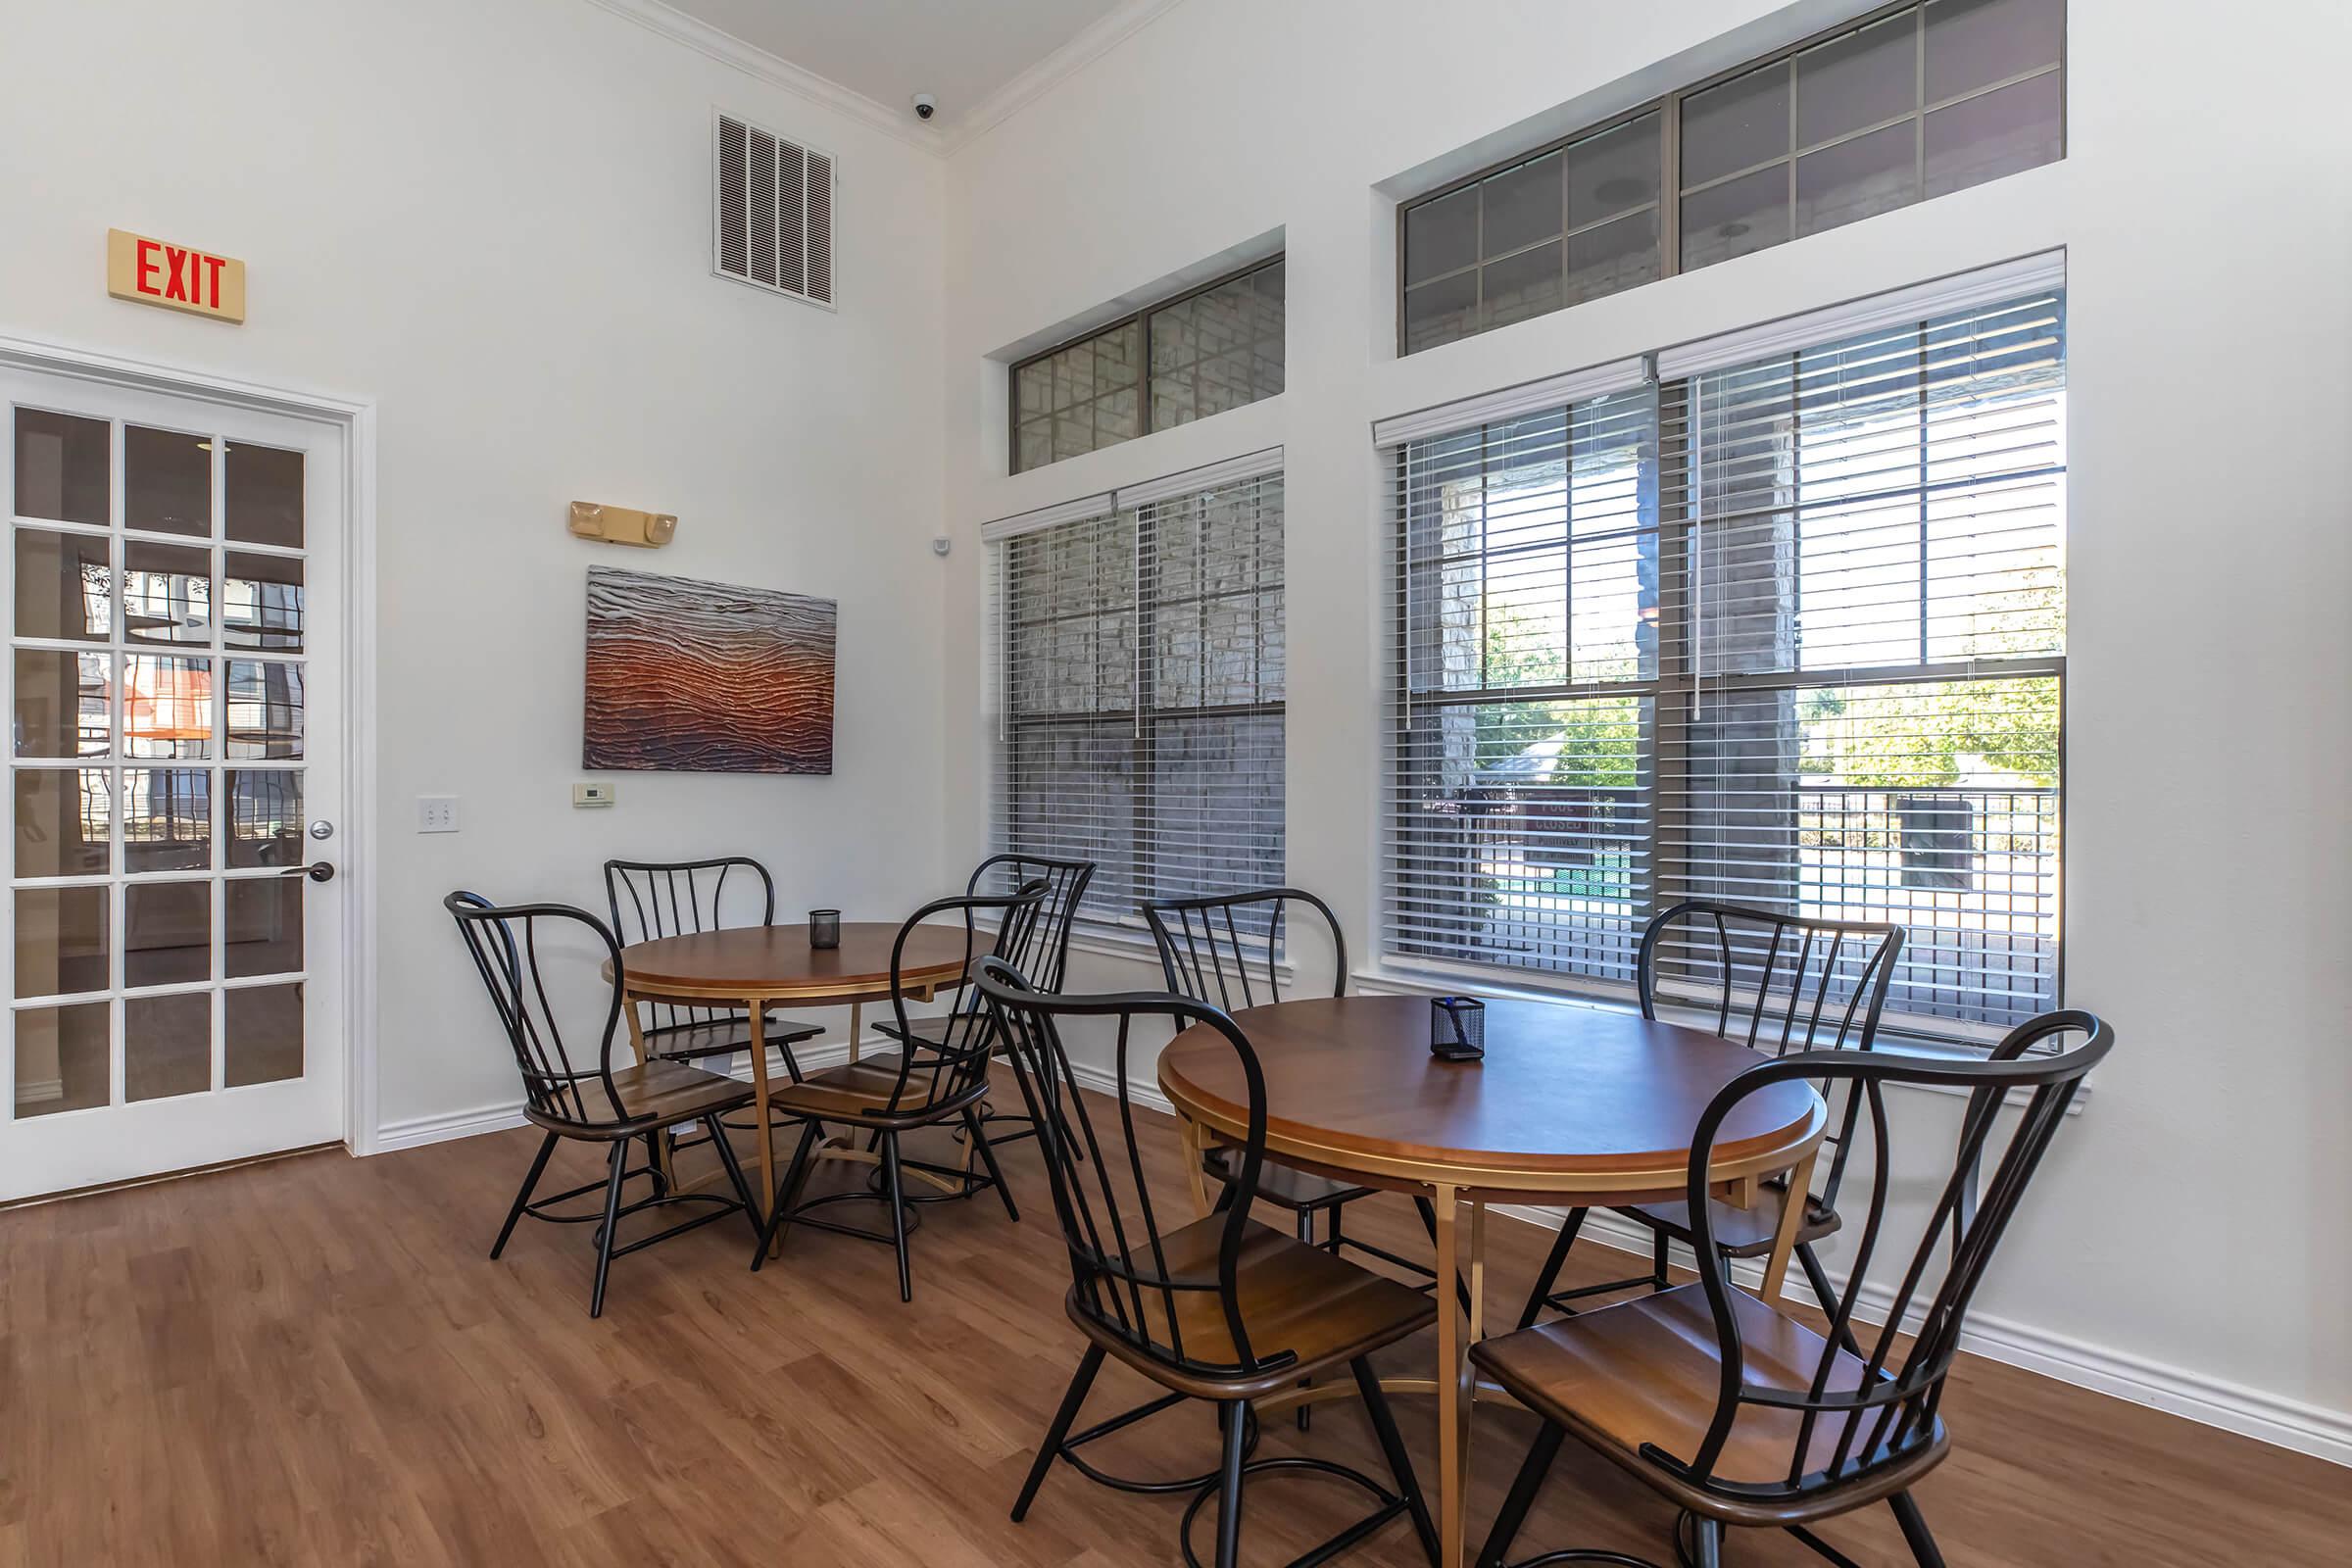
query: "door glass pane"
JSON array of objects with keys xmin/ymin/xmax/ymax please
[
  {"xmin": 15, "ymin": 885, "xmax": 109, "ymax": 998},
  {"xmin": 13, "ymin": 1001, "xmax": 110, "ymax": 1118},
  {"xmin": 1926, "ymin": 0, "xmax": 2064, "ymax": 104},
  {"xmin": 1796, "ymin": 13, "xmax": 1919, "ymax": 148},
  {"xmin": 121, "ymin": 654, "xmax": 213, "ymax": 760},
  {"xmin": 12, "ymin": 409, "xmax": 110, "ymax": 525},
  {"xmin": 1681, "ymin": 165, "xmax": 1791, "ymax": 270},
  {"xmin": 224, "ymin": 442, "xmax": 303, "ymax": 548},
  {"xmin": 123, "ymin": 426, "xmax": 212, "ymax": 537},
  {"xmin": 224, "ymin": 982, "xmax": 302, "ymax": 1087},
  {"xmin": 224, "ymin": 876, "xmax": 301, "ymax": 978},
  {"xmin": 15, "ymin": 528, "xmax": 112, "ymax": 641},
  {"xmin": 16, "ymin": 767, "xmax": 109, "ymax": 876},
  {"xmin": 125, "ymin": 880, "xmax": 210, "ymax": 988},
  {"xmin": 13, "ymin": 650, "xmax": 109, "ymax": 758},
  {"xmin": 225, "ymin": 660, "xmax": 302, "ymax": 758},
  {"xmin": 1682, "ymin": 63, "xmax": 1790, "ymax": 188},
  {"xmin": 1797, "ymin": 120, "xmax": 1921, "ymax": 236},
  {"xmin": 220, "ymin": 552, "xmax": 303, "ymax": 649},
  {"xmin": 124, "ymin": 991, "xmax": 209, "ymax": 1102},
  {"xmin": 122, "ymin": 540, "xmax": 214, "ymax": 645},
  {"xmin": 226, "ymin": 770, "xmax": 300, "ymax": 868},
  {"xmin": 123, "ymin": 768, "xmax": 210, "ymax": 871},
  {"xmin": 1923, "ymin": 71, "xmax": 2062, "ymax": 197}
]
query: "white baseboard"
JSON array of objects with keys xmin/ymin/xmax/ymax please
[
  {"xmin": 1067, "ymin": 1061, "xmax": 2352, "ymax": 1472},
  {"xmin": 373, "ymin": 1100, "xmax": 529, "ymax": 1152}
]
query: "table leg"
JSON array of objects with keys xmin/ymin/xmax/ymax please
[
  {"xmin": 848, "ymin": 999, "xmax": 861, "ymax": 1064},
  {"xmin": 1180, "ymin": 1114, "xmax": 1212, "ymax": 1217},
  {"xmin": 747, "ymin": 1004, "xmax": 780, "ymax": 1259},
  {"xmin": 1759, "ymin": 1143, "xmax": 1821, "ymax": 1302},
  {"xmin": 1431, "ymin": 1183, "xmax": 1465, "ymax": 1568}
]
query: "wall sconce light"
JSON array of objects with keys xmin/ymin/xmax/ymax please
[{"xmin": 568, "ymin": 501, "xmax": 677, "ymax": 549}]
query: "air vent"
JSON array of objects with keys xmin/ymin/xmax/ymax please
[{"xmin": 713, "ymin": 111, "xmax": 834, "ymax": 310}]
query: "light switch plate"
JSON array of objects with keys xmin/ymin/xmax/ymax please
[
  {"xmin": 572, "ymin": 781, "xmax": 615, "ymax": 808},
  {"xmin": 417, "ymin": 796, "xmax": 460, "ymax": 833}
]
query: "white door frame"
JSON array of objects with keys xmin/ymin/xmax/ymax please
[{"xmin": 0, "ymin": 329, "xmax": 380, "ymax": 1157}]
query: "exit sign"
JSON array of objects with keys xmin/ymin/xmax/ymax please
[{"xmin": 106, "ymin": 228, "xmax": 245, "ymax": 323}]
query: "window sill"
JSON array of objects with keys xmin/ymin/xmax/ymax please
[{"xmin": 1353, "ymin": 960, "xmax": 2091, "ymax": 1113}]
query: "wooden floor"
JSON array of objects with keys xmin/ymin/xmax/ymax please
[{"xmin": 2, "ymin": 1089, "xmax": 2341, "ymax": 1567}]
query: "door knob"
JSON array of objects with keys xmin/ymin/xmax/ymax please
[{"xmin": 279, "ymin": 860, "xmax": 336, "ymax": 882}]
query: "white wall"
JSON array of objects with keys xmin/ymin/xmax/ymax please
[
  {"xmin": 938, "ymin": 0, "xmax": 2352, "ymax": 1452},
  {"xmin": 0, "ymin": 0, "xmax": 953, "ymax": 1134}
]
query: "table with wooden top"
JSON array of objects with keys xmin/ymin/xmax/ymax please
[
  {"xmin": 1157, "ymin": 994, "xmax": 1828, "ymax": 1568},
  {"xmin": 609, "ymin": 922, "xmax": 973, "ymax": 1235}
]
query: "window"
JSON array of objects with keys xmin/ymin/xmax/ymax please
[
  {"xmin": 1386, "ymin": 277, "xmax": 2065, "ymax": 1038},
  {"xmin": 1011, "ymin": 260, "xmax": 1286, "ymax": 473},
  {"xmin": 1399, "ymin": 0, "xmax": 2064, "ymax": 354},
  {"xmin": 991, "ymin": 461, "xmax": 1285, "ymax": 928}
]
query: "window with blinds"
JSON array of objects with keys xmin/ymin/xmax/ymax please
[
  {"xmin": 991, "ymin": 465, "xmax": 1285, "ymax": 929},
  {"xmin": 1386, "ymin": 281, "xmax": 2065, "ymax": 1036}
]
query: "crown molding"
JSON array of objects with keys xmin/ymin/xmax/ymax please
[
  {"xmin": 940, "ymin": 0, "xmax": 1191, "ymax": 154},
  {"xmin": 577, "ymin": 0, "xmax": 947, "ymax": 153}
]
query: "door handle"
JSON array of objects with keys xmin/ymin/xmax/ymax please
[{"xmin": 278, "ymin": 860, "xmax": 336, "ymax": 882}]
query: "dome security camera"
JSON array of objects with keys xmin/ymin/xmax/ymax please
[{"xmin": 912, "ymin": 92, "xmax": 937, "ymax": 122}]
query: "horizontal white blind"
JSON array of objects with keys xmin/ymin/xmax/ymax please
[
  {"xmin": 990, "ymin": 469, "xmax": 1285, "ymax": 929},
  {"xmin": 1385, "ymin": 286, "xmax": 2066, "ymax": 1037}
]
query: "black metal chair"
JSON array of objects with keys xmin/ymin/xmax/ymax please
[
  {"xmin": 877, "ymin": 852, "xmax": 1095, "ymax": 1153},
  {"xmin": 1518, "ymin": 901, "xmax": 1902, "ymax": 1343},
  {"xmin": 749, "ymin": 882, "xmax": 1049, "ymax": 1301},
  {"xmin": 1473, "ymin": 1009, "xmax": 2112, "ymax": 1568},
  {"xmin": 603, "ymin": 856, "xmax": 825, "ymax": 1071},
  {"xmin": 445, "ymin": 892, "xmax": 763, "ymax": 1318},
  {"xmin": 976, "ymin": 958, "xmax": 1441, "ymax": 1568},
  {"xmin": 1146, "ymin": 889, "xmax": 1458, "ymax": 1309}
]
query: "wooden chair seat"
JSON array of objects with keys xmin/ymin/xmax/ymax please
[
  {"xmin": 545, "ymin": 1059, "xmax": 755, "ymax": 1135},
  {"xmin": 1470, "ymin": 1283, "xmax": 1945, "ymax": 1517},
  {"xmin": 1068, "ymin": 1215, "xmax": 1436, "ymax": 1402},
  {"xmin": 1617, "ymin": 1183, "xmax": 1838, "ymax": 1259},
  {"xmin": 765, "ymin": 1054, "xmax": 961, "ymax": 1120},
  {"xmin": 640, "ymin": 1011, "xmax": 824, "ymax": 1061},
  {"xmin": 1200, "ymin": 1145, "xmax": 1372, "ymax": 1211}
]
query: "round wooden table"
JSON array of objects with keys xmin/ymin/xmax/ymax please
[
  {"xmin": 612, "ymin": 922, "xmax": 972, "ymax": 1232},
  {"xmin": 1157, "ymin": 994, "xmax": 1828, "ymax": 1568}
]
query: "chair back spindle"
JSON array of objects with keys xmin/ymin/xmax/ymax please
[
  {"xmin": 1144, "ymin": 886, "xmax": 1346, "ymax": 1011},
  {"xmin": 977, "ymin": 960, "xmax": 1297, "ymax": 1385},
  {"xmin": 1672, "ymin": 1010, "xmax": 2113, "ymax": 1501},
  {"xmin": 966, "ymin": 853, "xmax": 1095, "ymax": 995},
  {"xmin": 1641, "ymin": 900, "xmax": 1901, "ymax": 1218},
  {"xmin": 446, "ymin": 892, "xmax": 632, "ymax": 1130}
]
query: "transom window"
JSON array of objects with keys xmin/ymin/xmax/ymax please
[
  {"xmin": 1401, "ymin": 0, "xmax": 2064, "ymax": 354},
  {"xmin": 1010, "ymin": 259, "xmax": 1286, "ymax": 474}
]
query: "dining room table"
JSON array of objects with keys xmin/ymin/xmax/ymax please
[
  {"xmin": 609, "ymin": 921, "xmax": 974, "ymax": 1242},
  {"xmin": 1156, "ymin": 992, "xmax": 1829, "ymax": 1568}
]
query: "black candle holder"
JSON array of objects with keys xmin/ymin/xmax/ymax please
[
  {"xmin": 1430, "ymin": 996, "xmax": 1486, "ymax": 1060},
  {"xmin": 808, "ymin": 909, "xmax": 841, "ymax": 950}
]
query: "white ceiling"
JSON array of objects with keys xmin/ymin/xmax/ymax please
[{"xmin": 657, "ymin": 0, "xmax": 1133, "ymax": 130}]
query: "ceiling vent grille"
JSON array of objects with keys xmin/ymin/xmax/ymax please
[{"xmin": 713, "ymin": 111, "xmax": 834, "ymax": 310}]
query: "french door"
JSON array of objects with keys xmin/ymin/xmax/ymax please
[{"xmin": 0, "ymin": 365, "xmax": 344, "ymax": 1200}]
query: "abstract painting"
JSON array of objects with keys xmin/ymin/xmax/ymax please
[{"xmin": 583, "ymin": 566, "xmax": 836, "ymax": 774}]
